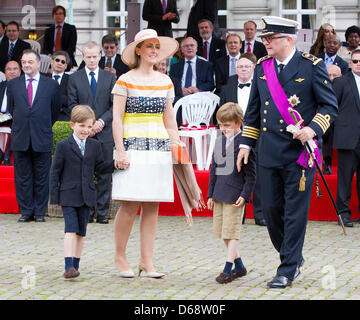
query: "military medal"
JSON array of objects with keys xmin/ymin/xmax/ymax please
[{"xmin": 288, "ymin": 94, "xmax": 300, "ymax": 107}]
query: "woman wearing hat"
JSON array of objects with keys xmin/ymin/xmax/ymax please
[{"xmin": 111, "ymin": 29, "xmax": 180, "ymax": 278}]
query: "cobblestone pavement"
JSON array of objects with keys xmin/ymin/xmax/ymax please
[{"xmin": 0, "ymin": 213, "xmax": 359, "ymax": 301}]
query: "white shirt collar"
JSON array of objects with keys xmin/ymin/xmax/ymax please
[
  {"xmin": 229, "ymin": 53, "xmax": 241, "ymax": 60},
  {"xmin": 352, "ymin": 71, "xmax": 360, "ymax": 83},
  {"xmin": 276, "ymin": 47, "xmax": 296, "ymax": 67},
  {"xmin": 9, "ymin": 39, "xmax": 18, "ymax": 46},
  {"xmin": 55, "ymin": 22, "xmax": 64, "ymax": 28},
  {"xmin": 325, "ymin": 52, "xmax": 336, "ymax": 61},
  {"xmin": 25, "ymin": 72, "xmax": 40, "ymax": 82},
  {"xmin": 85, "ymin": 66, "xmax": 99, "ymax": 76},
  {"xmin": 227, "ymin": 130, "xmax": 242, "ymax": 144},
  {"xmin": 185, "ymin": 56, "xmax": 197, "ymax": 64},
  {"xmin": 73, "ymin": 133, "xmax": 86, "ymax": 146},
  {"xmin": 245, "ymin": 39, "xmax": 255, "ymax": 46},
  {"xmin": 203, "ymin": 36, "xmax": 212, "ymax": 44}
]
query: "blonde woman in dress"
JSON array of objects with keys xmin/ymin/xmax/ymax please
[{"xmin": 111, "ymin": 29, "xmax": 180, "ymax": 278}]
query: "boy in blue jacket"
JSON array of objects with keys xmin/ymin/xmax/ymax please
[{"xmin": 50, "ymin": 105, "xmax": 116, "ymax": 279}]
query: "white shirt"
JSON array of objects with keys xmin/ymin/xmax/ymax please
[
  {"xmin": 85, "ymin": 66, "xmax": 99, "ymax": 85},
  {"xmin": 244, "ymin": 39, "xmax": 255, "ymax": 53},
  {"xmin": 229, "ymin": 53, "xmax": 241, "ymax": 76},
  {"xmin": 275, "ymin": 48, "xmax": 296, "ymax": 71},
  {"xmin": 8, "ymin": 39, "xmax": 18, "ymax": 54},
  {"xmin": 237, "ymin": 80, "xmax": 252, "ymax": 116},
  {"xmin": 52, "ymin": 72, "xmax": 64, "ymax": 84},
  {"xmin": 1, "ymin": 87, "xmax": 7, "ymax": 113},
  {"xmin": 72, "ymin": 133, "xmax": 86, "ymax": 152},
  {"xmin": 181, "ymin": 57, "xmax": 197, "ymax": 88},
  {"xmin": 203, "ymin": 36, "xmax": 212, "ymax": 60},
  {"xmin": 25, "ymin": 72, "xmax": 40, "ymax": 104},
  {"xmin": 352, "ymin": 72, "xmax": 360, "ymax": 99}
]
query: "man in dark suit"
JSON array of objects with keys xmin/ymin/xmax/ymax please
[
  {"xmin": 237, "ymin": 17, "xmax": 338, "ymax": 288},
  {"xmin": 48, "ymin": 51, "xmax": 71, "ymax": 121},
  {"xmin": 142, "ymin": 0, "xmax": 180, "ymax": 37},
  {"xmin": 78, "ymin": 35, "xmax": 129, "ymax": 79},
  {"xmin": 42, "ymin": 5, "xmax": 77, "ymax": 70},
  {"xmin": 68, "ymin": 41, "xmax": 116, "ymax": 224},
  {"xmin": 322, "ymin": 64, "xmax": 342, "ymax": 175},
  {"xmin": 0, "ymin": 60, "xmax": 21, "ymax": 166},
  {"xmin": 0, "ymin": 20, "xmax": 6, "ymax": 44},
  {"xmin": 215, "ymin": 33, "xmax": 242, "ymax": 95},
  {"xmin": 186, "ymin": 0, "xmax": 220, "ymax": 42},
  {"xmin": 196, "ymin": 19, "xmax": 226, "ymax": 68},
  {"xmin": 7, "ymin": 49, "xmax": 60, "ymax": 222},
  {"xmin": 169, "ymin": 37, "xmax": 214, "ymax": 96},
  {"xmin": 0, "ymin": 21, "xmax": 31, "ymax": 72},
  {"xmin": 332, "ymin": 49, "xmax": 360, "ymax": 228},
  {"xmin": 240, "ymin": 20, "xmax": 268, "ymax": 60}
]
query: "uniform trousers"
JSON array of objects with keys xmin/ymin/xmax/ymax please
[
  {"xmin": 336, "ymin": 142, "xmax": 360, "ymax": 220},
  {"xmin": 259, "ymin": 162, "xmax": 315, "ymax": 280}
]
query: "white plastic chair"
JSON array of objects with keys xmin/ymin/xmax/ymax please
[
  {"xmin": 39, "ymin": 54, "xmax": 52, "ymax": 74},
  {"xmin": 24, "ymin": 39, "xmax": 41, "ymax": 54},
  {"xmin": 173, "ymin": 92, "xmax": 219, "ymax": 170}
]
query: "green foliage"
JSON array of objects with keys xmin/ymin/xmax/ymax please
[{"xmin": 52, "ymin": 121, "xmax": 72, "ymax": 156}]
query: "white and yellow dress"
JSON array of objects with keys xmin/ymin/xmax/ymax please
[{"xmin": 111, "ymin": 71, "xmax": 175, "ymax": 202}]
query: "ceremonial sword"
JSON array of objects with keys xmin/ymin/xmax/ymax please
[{"xmin": 287, "ymin": 108, "xmax": 346, "ymax": 236}]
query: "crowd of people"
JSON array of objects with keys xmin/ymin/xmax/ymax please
[{"xmin": 1, "ymin": 1, "xmax": 360, "ymax": 289}]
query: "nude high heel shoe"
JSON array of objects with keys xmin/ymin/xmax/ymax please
[
  {"xmin": 118, "ymin": 269, "xmax": 135, "ymax": 278},
  {"xmin": 138, "ymin": 264, "xmax": 165, "ymax": 278}
]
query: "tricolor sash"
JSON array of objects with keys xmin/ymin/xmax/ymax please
[{"xmin": 262, "ymin": 58, "xmax": 320, "ymax": 168}]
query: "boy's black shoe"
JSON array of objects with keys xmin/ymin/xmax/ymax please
[
  {"xmin": 231, "ymin": 267, "xmax": 247, "ymax": 280},
  {"xmin": 97, "ymin": 217, "xmax": 109, "ymax": 224},
  {"xmin": 267, "ymin": 275, "xmax": 292, "ymax": 288},
  {"xmin": 34, "ymin": 216, "xmax": 45, "ymax": 222},
  {"xmin": 215, "ymin": 272, "xmax": 232, "ymax": 284}
]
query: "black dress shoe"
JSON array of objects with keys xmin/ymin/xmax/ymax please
[
  {"xmin": 255, "ymin": 218, "xmax": 267, "ymax": 226},
  {"xmin": 339, "ymin": 217, "xmax": 353, "ymax": 227},
  {"xmin": 18, "ymin": 215, "xmax": 34, "ymax": 222},
  {"xmin": 294, "ymin": 258, "xmax": 305, "ymax": 280},
  {"xmin": 34, "ymin": 216, "xmax": 45, "ymax": 222},
  {"xmin": 96, "ymin": 218, "xmax": 109, "ymax": 224},
  {"xmin": 267, "ymin": 275, "xmax": 292, "ymax": 288}
]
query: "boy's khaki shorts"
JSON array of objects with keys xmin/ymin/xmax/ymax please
[{"xmin": 213, "ymin": 201, "xmax": 245, "ymax": 240}]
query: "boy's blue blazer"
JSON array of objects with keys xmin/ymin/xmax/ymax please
[
  {"xmin": 208, "ymin": 133, "xmax": 256, "ymax": 203},
  {"xmin": 50, "ymin": 135, "xmax": 115, "ymax": 207}
]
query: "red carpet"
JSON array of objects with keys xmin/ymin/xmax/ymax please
[{"xmin": 1, "ymin": 149, "xmax": 359, "ymax": 220}]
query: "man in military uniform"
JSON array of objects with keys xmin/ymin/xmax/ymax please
[{"xmin": 237, "ymin": 16, "xmax": 338, "ymax": 288}]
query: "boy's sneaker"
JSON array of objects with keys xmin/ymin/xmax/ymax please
[
  {"xmin": 215, "ymin": 272, "xmax": 232, "ymax": 284},
  {"xmin": 231, "ymin": 268, "xmax": 247, "ymax": 280}
]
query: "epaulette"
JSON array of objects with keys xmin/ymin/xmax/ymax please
[
  {"xmin": 257, "ymin": 55, "xmax": 271, "ymax": 65},
  {"xmin": 302, "ymin": 53, "xmax": 322, "ymax": 65}
]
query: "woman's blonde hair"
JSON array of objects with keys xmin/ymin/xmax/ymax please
[
  {"xmin": 70, "ymin": 105, "xmax": 96, "ymax": 124},
  {"xmin": 216, "ymin": 102, "xmax": 244, "ymax": 123}
]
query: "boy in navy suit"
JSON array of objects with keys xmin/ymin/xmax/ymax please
[
  {"xmin": 50, "ymin": 105, "xmax": 116, "ymax": 279},
  {"xmin": 207, "ymin": 102, "xmax": 256, "ymax": 284}
]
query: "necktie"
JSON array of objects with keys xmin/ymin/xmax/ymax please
[
  {"xmin": 325, "ymin": 56, "xmax": 333, "ymax": 67},
  {"xmin": 55, "ymin": 25, "xmax": 62, "ymax": 52},
  {"xmin": 8, "ymin": 42, "xmax": 14, "ymax": 61},
  {"xmin": 89, "ymin": 71, "xmax": 97, "ymax": 98},
  {"xmin": 230, "ymin": 57, "xmax": 236, "ymax": 76},
  {"xmin": 53, "ymin": 75, "xmax": 60, "ymax": 84},
  {"xmin": 247, "ymin": 42, "xmax": 251, "ymax": 53},
  {"xmin": 278, "ymin": 63, "xmax": 285, "ymax": 74},
  {"xmin": 185, "ymin": 61, "xmax": 193, "ymax": 88},
  {"xmin": 79, "ymin": 140, "xmax": 85, "ymax": 157},
  {"xmin": 162, "ymin": 0, "xmax": 167, "ymax": 14},
  {"xmin": 105, "ymin": 58, "xmax": 112, "ymax": 68},
  {"xmin": 238, "ymin": 83, "xmax": 251, "ymax": 89},
  {"xmin": 27, "ymin": 78, "xmax": 34, "ymax": 107},
  {"xmin": 203, "ymin": 41, "xmax": 208, "ymax": 60}
]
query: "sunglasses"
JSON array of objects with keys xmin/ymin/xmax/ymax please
[
  {"xmin": 261, "ymin": 35, "xmax": 288, "ymax": 43},
  {"xmin": 351, "ymin": 59, "xmax": 360, "ymax": 64},
  {"xmin": 54, "ymin": 58, "xmax": 66, "ymax": 64}
]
